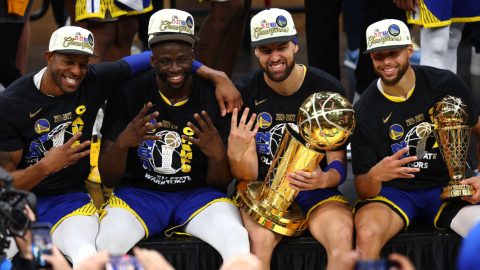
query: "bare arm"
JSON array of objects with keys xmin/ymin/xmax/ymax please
[
  {"xmin": 460, "ymin": 116, "xmax": 480, "ymax": 204},
  {"xmin": 98, "ymin": 103, "xmax": 162, "ymax": 188},
  {"xmin": 355, "ymin": 147, "xmax": 419, "ymax": 200},
  {"xmin": 182, "ymin": 111, "xmax": 232, "ymax": 192},
  {"xmin": 196, "ymin": 65, "xmax": 243, "ymax": 116},
  {"xmin": 227, "ymin": 108, "xmax": 259, "ymax": 182},
  {"xmin": 1, "ymin": 132, "xmax": 91, "ymax": 191}
]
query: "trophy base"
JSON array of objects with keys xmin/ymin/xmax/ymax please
[
  {"xmin": 238, "ymin": 181, "xmax": 308, "ymax": 237},
  {"xmin": 440, "ymin": 184, "xmax": 475, "ymax": 202}
]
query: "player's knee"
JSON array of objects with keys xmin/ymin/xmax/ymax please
[
  {"xmin": 336, "ymin": 221, "xmax": 354, "ymax": 244},
  {"xmin": 248, "ymin": 226, "xmax": 276, "ymax": 251},
  {"xmin": 355, "ymin": 224, "xmax": 380, "ymax": 247}
]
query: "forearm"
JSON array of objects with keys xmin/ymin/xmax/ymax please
[
  {"xmin": 228, "ymin": 156, "xmax": 258, "ymax": 182},
  {"xmin": 322, "ymin": 168, "xmax": 341, "ymax": 188},
  {"xmin": 477, "ymin": 141, "xmax": 480, "ymax": 173},
  {"xmin": 9, "ymin": 162, "xmax": 50, "ymax": 191},
  {"xmin": 206, "ymin": 151, "xmax": 232, "ymax": 191},
  {"xmin": 195, "ymin": 63, "xmax": 228, "ymax": 84},
  {"xmin": 355, "ymin": 171, "xmax": 382, "ymax": 200},
  {"xmin": 98, "ymin": 142, "xmax": 129, "ymax": 188}
]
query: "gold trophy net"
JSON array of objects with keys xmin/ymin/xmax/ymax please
[
  {"xmin": 238, "ymin": 92, "xmax": 355, "ymax": 236},
  {"xmin": 433, "ymin": 96, "xmax": 475, "ymax": 202}
]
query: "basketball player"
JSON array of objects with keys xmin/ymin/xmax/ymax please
[
  {"xmin": 0, "ymin": 25, "xmax": 241, "ymax": 265},
  {"xmin": 352, "ymin": 19, "xmax": 480, "ymax": 259},
  {"xmin": 399, "ymin": 0, "xmax": 480, "ymax": 73},
  {"xmin": 95, "ymin": 9, "xmax": 249, "ymax": 259},
  {"xmin": 228, "ymin": 8, "xmax": 353, "ymax": 269}
]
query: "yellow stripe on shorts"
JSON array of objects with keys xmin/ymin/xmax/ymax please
[
  {"xmin": 353, "ymin": 196, "xmax": 410, "ymax": 228},
  {"xmin": 51, "ymin": 202, "xmax": 98, "ymax": 236},
  {"xmin": 305, "ymin": 195, "xmax": 350, "ymax": 220},
  {"xmin": 407, "ymin": 0, "xmax": 480, "ymax": 28}
]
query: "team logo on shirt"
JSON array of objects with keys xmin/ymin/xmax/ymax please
[
  {"xmin": 389, "ymin": 124, "xmax": 404, "ymax": 140},
  {"xmin": 257, "ymin": 112, "xmax": 272, "ymax": 129},
  {"xmin": 388, "ymin": 24, "xmax": 400, "ymax": 36},
  {"xmin": 34, "ymin": 119, "xmax": 50, "ymax": 134},
  {"xmin": 146, "ymin": 119, "xmax": 157, "ymax": 134},
  {"xmin": 276, "ymin": 16, "xmax": 287, "ymax": 28}
]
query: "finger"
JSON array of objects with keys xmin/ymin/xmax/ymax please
[
  {"xmin": 64, "ymin": 132, "xmax": 83, "ymax": 147},
  {"xmin": 246, "ymin": 113, "xmax": 256, "ymax": 131},
  {"xmin": 294, "ymin": 170, "xmax": 314, "ymax": 179},
  {"xmin": 396, "ymin": 167, "xmax": 420, "ymax": 174},
  {"xmin": 460, "ymin": 177, "xmax": 477, "ymax": 185},
  {"xmin": 72, "ymin": 150, "xmax": 91, "ymax": 160},
  {"xmin": 217, "ymin": 96, "xmax": 226, "ymax": 117},
  {"xmin": 414, "ymin": 0, "xmax": 419, "ymax": 5},
  {"xmin": 188, "ymin": 120, "xmax": 203, "ymax": 136},
  {"xmin": 182, "ymin": 135, "xmax": 199, "ymax": 145},
  {"xmin": 288, "ymin": 177, "xmax": 312, "ymax": 188},
  {"xmin": 231, "ymin": 108, "xmax": 239, "ymax": 131},
  {"xmin": 137, "ymin": 111, "xmax": 159, "ymax": 128},
  {"xmin": 25, "ymin": 205, "xmax": 35, "ymax": 222},
  {"xmin": 93, "ymin": 251, "xmax": 110, "ymax": 265},
  {"xmin": 392, "ymin": 147, "xmax": 410, "ymax": 160},
  {"xmin": 70, "ymin": 140, "xmax": 91, "ymax": 153},
  {"xmin": 249, "ymin": 123, "xmax": 260, "ymax": 140},
  {"xmin": 397, "ymin": 155, "xmax": 417, "ymax": 166},
  {"xmin": 239, "ymin": 108, "xmax": 250, "ymax": 127},
  {"xmin": 461, "ymin": 196, "xmax": 477, "ymax": 204},
  {"xmin": 288, "ymin": 183, "xmax": 308, "ymax": 191},
  {"xmin": 134, "ymin": 102, "xmax": 153, "ymax": 122},
  {"xmin": 395, "ymin": 173, "xmax": 415, "ymax": 178},
  {"xmin": 143, "ymin": 122, "xmax": 162, "ymax": 133},
  {"xmin": 144, "ymin": 135, "xmax": 163, "ymax": 141},
  {"xmin": 201, "ymin": 111, "xmax": 215, "ymax": 129},
  {"xmin": 407, "ymin": 0, "xmax": 415, "ymax": 12}
]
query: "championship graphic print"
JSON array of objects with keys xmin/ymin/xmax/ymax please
[{"xmin": 256, "ymin": 122, "xmax": 299, "ymax": 166}]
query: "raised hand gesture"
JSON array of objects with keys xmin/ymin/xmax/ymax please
[
  {"xmin": 41, "ymin": 131, "xmax": 91, "ymax": 173},
  {"xmin": 182, "ymin": 111, "xmax": 225, "ymax": 161},
  {"xmin": 116, "ymin": 103, "xmax": 163, "ymax": 149},
  {"xmin": 370, "ymin": 147, "xmax": 420, "ymax": 182},
  {"xmin": 228, "ymin": 108, "xmax": 259, "ymax": 162}
]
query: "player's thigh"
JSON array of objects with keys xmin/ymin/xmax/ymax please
[{"xmin": 354, "ymin": 202, "xmax": 404, "ymax": 244}]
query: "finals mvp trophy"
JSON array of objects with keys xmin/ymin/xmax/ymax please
[
  {"xmin": 237, "ymin": 92, "xmax": 355, "ymax": 236},
  {"xmin": 433, "ymin": 96, "xmax": 475, "ymax": 202}
]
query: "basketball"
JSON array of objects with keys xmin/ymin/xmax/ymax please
[
  {"xmin": 162, "ymin": 131, "xmax": 182, "ymax": 148},
  {"xmin": 297, "ymin": 92, "xmax": 355, "ymax": 150},
  {"xmin": 434, "ymin": 96, "xmax": 468, "ymax": 128},
  {"xmin": 416, "ymin": 122, "xmax": 432, "ymax": 138}
]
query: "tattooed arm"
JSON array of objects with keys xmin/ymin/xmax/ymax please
[{"xmin": 0, "ymin": 132, "xmax": 91, "ymax": 191}]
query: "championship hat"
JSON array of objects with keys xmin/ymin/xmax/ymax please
[
  {"xmin": 364, "ymin": 19, "xmax": 411, "ymax": 54},
  {"xmin": 49, "ymin": 26, "xmax": 100, "ymax": 59},
  {"xmin": 250, "ymin": 8, "xmax": 297, "ymax": 47},
  {"xmin": 148, "ymin": 9, "xmax": 200, "ymax": 47}
]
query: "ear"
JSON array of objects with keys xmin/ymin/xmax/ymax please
[
  {"xmin": 407, "ymin": 44, "xmax": 414, "ymax": 58},
  {"xmin": 293, "ymin": 43, "xmax": 299, "ymax": 54},
  {"xmin": 150, "ymin": 54, "xmax": 156, "ymax": 68},
  {"xmin": 370, "ymin": 52, "xmax": 374, "ymax": 60},
  {"xmin": 45, "ymin": 51, "xmax": 54, "ymax": 66},
  {"xmin": 254, "ymin": 47, "xmax": 259, "ymax": 58},
  {"xmin": 191, "ymin": 49, "xmax": 195, "ymax": 62}
]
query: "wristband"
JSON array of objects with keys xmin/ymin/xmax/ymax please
[
  {"xmin": 192, "ymin": 60, "xmax": 204, "ymax": 74},
  {"xmin": 476, "ymin": 173, "xmax": 480, "ymax": 177},
  {"xmin": 324, "ymin": 160, "xmax": 347, "ymax": 186},
  {"xmin": 122, "ymin": 51, "xmax": 152, "ymax": 77}
]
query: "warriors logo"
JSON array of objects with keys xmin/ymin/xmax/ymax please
[
  {"xmin": 257, "ymin": 112, "xmax": 272, "ymax": 129},
  {"xmin": 388, "ymin": 24, "xmax": 400, "ymax": 36},
  {"xmin": 276, "ymin": 16, "xmax": 287, "ymax": 28}
]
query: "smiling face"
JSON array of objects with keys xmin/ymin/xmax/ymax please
[
  {"xmin": 150, "ymin": 41, "xmax": 194, "ymax": 91},
  {"xmin": 255, "ymin": 41, "xmax": 298, "ymax": 82},
  {"xmin": 371, "ymin": 45, "xmax": 413, "ymax": 86},
  {"xmin": 47, "ymin": 52, "xmax": 89, "ymax": 94}
]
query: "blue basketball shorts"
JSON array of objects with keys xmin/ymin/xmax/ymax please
[
  {"xmin": 295, "ymin": 187, "xmax": 350, "ymax": 219},
  {"xmin": 353, "ymin": 186, "xmax": 470, "ymax": 229},
  {"xmin": 37, "ymin": 192, "xmax": 98, "ymax": 235},
  {"xmin": 101, "ymin": 187, "xmax": 236, "ymax": 239}
]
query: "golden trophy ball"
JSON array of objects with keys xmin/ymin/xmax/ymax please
[
  {"xmin": 433, "ymin": 96, "xmax": 475, "ymax": 202},
  {"xmin": 237, "ymin": 92, "xmax": 355, "ymax": 236}
]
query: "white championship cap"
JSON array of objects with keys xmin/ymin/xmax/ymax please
[
  {"xmin": 250, "ymin": 8, "xmax": 297, "ymax": 47},
  {"xmin": 49, "ymin": 26, "xmax": 100, "ymax": 59},
  {"xmin": 148, "ymin": 9, "xmax": 200, "ymax": 47},
  {"xmin": 364, "ymin": 19, "xmax": 411, "ymax": 54}
]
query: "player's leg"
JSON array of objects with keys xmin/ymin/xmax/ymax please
[
  {"xmin": 239, "ymin": 209, "xmax": 282, "ymax": 270},
  {"xmin": 444, "ymin": 23, "xmax": 465, "ymax": 73},
  {"xmin": 184, "ymin": 201, "xmax": 250, "ymax": 260},
  {"xmin": 108, "ymin": 15, "xmax": 139, "ymax": 61},
  {"xmin": 354, "ymin": 202, "xmax": 404, "ymax": 259},
  {"xmin": 52, "ymin": 214, "xmax": 99, "ymax": 266},
  {"xmin": 87, "ymin": 19, "xmax": 116, "ymax": 63},
  {"xmin": 420, "ymin": 25, "xmax": 450, "ymax": 70},
  {"xmin": 95, "ymin": 205, "xmax": 145, "ymax": 254},
  {"xmin": 308, "ymin": 201, "xmax": 353, "ymax": 264},
  {"xmin": 197, "ymin": 0, "xmax": 244, "ymax": 70}
]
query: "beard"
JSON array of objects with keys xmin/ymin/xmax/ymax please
[
  {"xmin": 157, "ymin": 69, "xmax": 191, "ymax": 90},
  {"xmin": 375, "ymin": 61, "xmax": 409, "ymax": 86},
  {"xmin": 261, "ymin": 56, "xmax": 296, "ymax": 83}
]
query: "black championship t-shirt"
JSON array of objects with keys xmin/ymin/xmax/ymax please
[
  {"xmin": 352, "ymin": 65, "xmax": 480, "ymax": 190},
  {"xmin": 235, "ymin": 65, "xmax": 347, "ymax": 182},
  {"xmin": 0, "ymin": 61, "xmax": 131, "ymax": 197},
  {"xmin": 101, "ymin": 70, "xmax": 230, "ymax": 192}
]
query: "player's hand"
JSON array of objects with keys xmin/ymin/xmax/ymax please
[
  {"xmin": 14, "ymin": 205, "xmax": 35, "ymax": 260},
  {"xmin": 116, "ymin": 103, "xmax": 163, "ymax": 149},
  {"xmin": 389, "ymin": 253, "xmax": 416, "ymax": 270},
  {"xmin": 133, "ymin": 247, "xmax": 174, "ymax": 270},
  {"xmin": 41, "ymin": 131, "xmax": 91, "ymax": 173},
  {"xmin": 369, "ymin": 147, "xmax": 420, "ymax": 183},
  {"xmin": 75, "ymin": 251, "xmax": 110, "ymax": 270},
  {"xmin": 214, "ymin": 74, "xmax": 243, "ymax": 116},
  {"xmin": 288, "ymin": 165, "xmax": 328, "ymax": 191},
  {"xmin": 460, "ymin": 176, "xmax": 480, "ymax": 204},
  {"xmin": 42, "ymin": 245, "xmax": 73, "ymax": 270},
  {"xmin": 228, "ymin": 108, "xmax": 259, "ymax": 161},
  {"xmin": 393, "ymin": 0, "xmax": 418, "ymax": 12},
  {"xmin": 182, "ymin": 111, "xmax": 226, "ymax": 162}
]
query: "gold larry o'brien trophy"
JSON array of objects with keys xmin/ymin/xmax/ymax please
[
  {"xmin": 433, "ymin": 96, "xmax": 475, "ymax": 202},
  {"xmin": 237, "ymin": 92, "xmax": 355, "ymax": 236}
]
